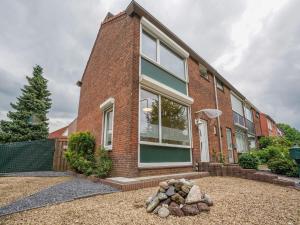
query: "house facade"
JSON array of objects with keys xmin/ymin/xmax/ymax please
[
  {"xmin": 259, "ymin": 113, "xmax": 283, "ymax": 137},
  {"xmin": 76, "ymin": 2, "xmax": 264, "ymax": 177}
]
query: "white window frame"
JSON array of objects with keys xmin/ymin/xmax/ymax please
[
  {"xmin": 140, "ymin": 17, "xmax": 189, "ymax": 83},
  {"xmin": 216, "ymin": 79, "xmax": 224, "ymax": 91},
  {"xmin": 103, "ymin": 107, "xmax": 114, "ymax": 150},
  {"xmin": 139, "ymin": 86, "xmax": 192, "ymax": 148}
]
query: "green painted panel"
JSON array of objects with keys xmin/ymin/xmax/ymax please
[
  {"xmin": 141, "ymin": 58, "xmax": 187, "ymax": 95},
  {"xmin": 140, "ymin": 144, "xmax": 191, "ymax": 163},
  {"xmin": 0, "ymin": 139, "xmax": 55, "ymax": 173}
]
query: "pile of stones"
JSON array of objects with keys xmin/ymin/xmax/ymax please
[{"xmin": 145, "ymin": 178, "xmax": 213, "ymax": 218}]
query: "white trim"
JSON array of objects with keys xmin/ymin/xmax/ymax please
[
  {"xmin": 103, "ymin": 106, "xmax": 114, "ymax": 150},
  {"xmin": 139, "ymin": 162, "xmax": 192, "ymax": 168},
  {"xmin": 141, "ymin": 17, "xmax": 189, "ymax": 58},
  {"xmin": 140, "ymin": 75, "xmax": 194, "ymax": 105},
  {"xmin": 100, "ymin": 97, "xmax": 115, "ymax": 111}
]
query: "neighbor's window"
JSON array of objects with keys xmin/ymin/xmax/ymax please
[
  {"xmin": 104, "ymin": 107, "xmax": 113, "ymax": 148},
  {"xmin": 216, "ymin": 79, "xmax": 224, "ymax": 91},
  {"xmin": 142, "ymin": 31, "xmax": 157, "ymax": 61},
  {"xmin": 267, "ymin": 119, "xmax": 272, "ymax": 131},
  {"xmin": 139, "ymin": 89, "xmax": 190, "ymax": 146},
  {"xmin": 140, "ymin": 89, "xmax": 159, "ymax": 142},
  {"xmin": 160, "ymin": 43, "xmax": 185, "ymax": 80},
  {"xmin": 161, "ymin": 97, "xmax": 189, "ymax": 145}
]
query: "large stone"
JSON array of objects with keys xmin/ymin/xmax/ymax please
[
  {"xmin": 158, "ymin": 207, "xmax": 170, "ymax": 218},
  {"xmin": 181, "ymin": 204, "xmax": 200, "ymax": 216},
  {"xmin": 181, "ymin": 185, "xmax": 191, "ymax": 193},
  {"xmin": 167, "ymin": 179, "xmax": 177, "ymax": 185},
  {"xmin": 153, "ymin": 205, "xmax": 161, "ymax": 214},
  {"xmin": 159, "ymin": 187, "xmax": 166, "ymax": 193},
  {"xmin": 157, "ymin": 192, "xmax": 168, "ymax": 200},
  {"xmin": 179, "ymin": 178, "xmax": 194, "ymax": 187},
  {"xmin": 146, "ymin": 197, "xmax": 160, "ymax": 212},
  {"xmin": 197, "ymin": 202, "xmax": 210, "ymax": 212},
  {"xmin": 166, "ymin": 186, "xmax": 176, "ymax": 196},
  {"xmin": 174, "ymin": 182, "xmax": 184, "ymax": 191},
  {"xmin": 169, "ymin": 202, "xmax": 184, "ymax": 217},
  {"xmin": 185, "ymin": 185, "xmax": 202, "ymax": 204},
  {"xmin": 178, "ymin": 190, "xmax": 188, "ymax": 198},
  {"xmin": 145, "ymin": 195, "xmax": 155, "ymax": 206},
  {"xmin": 171, "ymin": 193, "xmax": 185, "ymax": 204},
  {"xmin": 201, "ymin": 194, "xmax": 213, "ymax": 206},
  {"xmin": 161, "ymin": 198, "xmax": 171, "ymax": 205},
  {"xmin": 159, "ymin": 181, "xmax": 169, "ymax": 190}
]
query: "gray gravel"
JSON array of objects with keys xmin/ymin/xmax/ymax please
[
  {"xmin": 0, "ymin": 178, "xmax": 119, "ymax": 217},
  {"xmin": 0, "ymin": 171, "xmax": 71, "ymax": 177}
]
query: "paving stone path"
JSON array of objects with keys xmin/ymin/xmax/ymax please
[{"xmin": 0, "ymin": 178, "xmax": 119, "ymax": 217}]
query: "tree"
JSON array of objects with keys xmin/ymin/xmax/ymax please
[
  {"xmin": 0, "ymin": 65, "xmax": 52, "ymax": 143},
  {"xmin": 277, "ymin": 123, "xmax": 300, "ymax": 145}
]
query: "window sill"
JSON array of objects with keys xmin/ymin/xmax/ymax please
[
  {"xmin": 139, "ymin": 141, "xmax": 191, "ymax": 149},
  {"xmin": 138, "ymin": 162, "xmax": 193, "ymax": 169}
]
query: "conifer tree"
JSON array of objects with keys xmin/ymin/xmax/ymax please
[{"xmin": 0, "ymin": 65, "xmax": 51, "ymax": 143}]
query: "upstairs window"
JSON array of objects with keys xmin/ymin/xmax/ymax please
[
  {"xmin": 199, "ymin": 64, "xmax": 208, "ymax": 80},
  {"xmin": 267, "ymin": 119, "xmax": 272, "ymax": 131},
  {"xmin": 231, "ymin": 94, "xmax": 243, "ymax": 116},
  {"xmin": 244, "ymin": 106, "xmax": 253, "ymax": 122},
  {"xmin": 141, "ymin": 30, "xmax": 186, "ymax": 81},
  {"xmin": 160, "ymin": 43, "xmax": 185, "ymax": 80},
  {"xmin": 216, "ymin": 79, "xmax": 224, "ymax": 91},
  {"xmin": 142, "ymin": 31, "xmax": 157, "ymax": 61}
]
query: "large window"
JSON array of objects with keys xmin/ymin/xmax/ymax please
[
  {"xmin": 141, "ymin": 30, "xmax": 186, "ymax": 80},
  {"xmin": 103, "ymin": 107, "xmax": 113, "ymax": 148},
  {"xmin": 235, "ymin": 129, "xmax": 248, "ymax": 153},
  {"xmin": 140, "ymin": 89, "xmax": 190, "ymax": 146}
]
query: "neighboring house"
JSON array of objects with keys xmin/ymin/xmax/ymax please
[
  {"xmin": 49, "ymin": 119, "xmax": 77, "ymax": 139},
  {"xmin": 76, "ymin": 1, "xmax": 269, "ymax": 177},
  {"xmin": 259, "ymin": 113, "xmax": 282, "ymax": 137}
]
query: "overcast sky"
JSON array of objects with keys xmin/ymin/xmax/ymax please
[{"xmin": 0, "ymin": 0, "xmax": 299, "ymax": 132}]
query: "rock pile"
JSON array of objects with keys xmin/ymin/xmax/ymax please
[{"xmin": 145, "ymin": 178, "xmax": 213, "ymax": 218}]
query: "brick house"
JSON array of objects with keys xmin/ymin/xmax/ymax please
[
  {"xmin": 259, "ymin": 113, "xmax": 283, "ymax": 137},
  {"xmin": 76, "ymin": 1, "xmax": 265, "ymax": 177}
]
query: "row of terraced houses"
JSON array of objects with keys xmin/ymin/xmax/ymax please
[{"xmin": 58, "ymin": 2, "xmax": 283, "ymax": 177}]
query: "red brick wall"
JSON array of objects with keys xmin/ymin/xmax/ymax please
[
  {"xmin": 188, "ymin": 58, "xmax": 236, "ymax": 164},
  {"xmin": 77, "ymin": 13, "xmax": 140, "ymax": 177}
]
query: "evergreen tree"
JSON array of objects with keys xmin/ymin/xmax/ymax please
[{"xmin": 0, "ymin": 65, "xmax": 51, "ymax": 143}]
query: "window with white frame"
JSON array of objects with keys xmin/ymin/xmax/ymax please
[
  {"xmin": 140, "ymin": 88, "xmax": 190, "ymax": 146},
  {"xmin": 103, "ymin": 107, "xmax": 113, "ymax": 148},
  {"xmin": 244, "ymin": 106, "xmax": 253, "ymax": 122},
  {"xmin": 267, "ymin": 119, "xmax": 272, "ymax": 131},
  {"xmin": 141, "ymin": 30, "xmax": 186, "ymax": 80}
]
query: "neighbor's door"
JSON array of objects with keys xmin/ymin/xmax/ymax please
[
  {"xmin": 199, "ymin": 120, "xmax": 209, "ymax": 162},
  {"xmin": 226, "ymin": 128, "xmax": 234, "ymax": 163}
]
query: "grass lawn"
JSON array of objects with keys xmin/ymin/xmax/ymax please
[
  {"xmin": 0, "ymin": 176, "xmax": 70, "ymax": 207},
  {"xmin": 0, "ymin": 177, "xmax": 299, "ymax": 225}
]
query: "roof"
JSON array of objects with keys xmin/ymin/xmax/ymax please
[
  {"xmin": 126, "ymin": 1, "xmax": 248, "ymax": 100},
  {"xmin": 48, "ymin": 126, "xmax": 68, "ymax": 139}
]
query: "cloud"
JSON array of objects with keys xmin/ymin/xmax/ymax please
[{"xmin": 0, "ymin": 0, "xmax": 299, "ymax": 131}]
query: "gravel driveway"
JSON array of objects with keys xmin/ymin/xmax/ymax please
[
  {"xmin": 0, "ymin": 178, "xmax": 119, "ymax": 217},
  {"xmin": 1, "ymin": 177, "xmax": 299, "ymax": 225}
]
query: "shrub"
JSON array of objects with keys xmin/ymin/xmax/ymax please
[
  {"xmin": 68, "ymin": 132, "xmax": 96, "ymax": 161},
  {"xmin": 267, "ymin": 157, "xmax": 298, "ymax": 177},
  {"xmin": 238, "ymin": 152, "xmax": 259, "ymax": 169},
  {"xmin": 94, "ymin": 147, "xmax": 113, "ymax": 178}
]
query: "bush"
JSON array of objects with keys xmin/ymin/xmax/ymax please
[
  {"xmin": 68, "ymin": 132, "xmax": 95, "ymax": 161},
  {"xmin": 267, "ymin": 157, "xmax": 298, "ymax": 177},
  {"xmin": 238, "ymin": 152, "xmax": 259, "ymax": 169},
  {"xmin": 64, "ymin": 132, "xmax": 112, "ymax": 178},
  {"xmin": 94, "ymin": 147, "xmax": 113, "ymax": 178}
]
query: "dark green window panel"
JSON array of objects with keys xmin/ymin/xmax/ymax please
[
  {"xmin": 140, "ymin": 144, "xmax": 191, "ymax": 163},
  {"xmin": 141, "ymin": 57, "xmax": 187, "ymax": 95}
]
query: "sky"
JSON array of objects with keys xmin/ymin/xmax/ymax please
[{"xmin": 0, "ymin": 0, "xmax": 299, "ymax": 132}]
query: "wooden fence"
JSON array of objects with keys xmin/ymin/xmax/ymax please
[{"xmin": 52, "ymin": 138, "xmax": 69, "ymax": 171}]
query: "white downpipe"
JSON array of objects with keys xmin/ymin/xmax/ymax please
[{"xmin": 213, "ymin": 75, "xmax": 223, "ymax": 158}]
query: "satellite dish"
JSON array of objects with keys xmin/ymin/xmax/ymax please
[{"xmin": 195, "ymin": 109, "xmax": 222, "ymax": 119}]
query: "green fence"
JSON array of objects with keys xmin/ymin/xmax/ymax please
[{"xmin": 0, "ymin": 139, "xmax": 55, "ymax": 173}]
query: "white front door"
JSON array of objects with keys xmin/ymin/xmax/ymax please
[{"xmin": 199, "ymin": 120, "xmax": 209, "ymax": 162}]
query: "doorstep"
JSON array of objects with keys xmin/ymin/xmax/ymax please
[{"xmin": 102, "ymin": 172, "xmax": 210, "ymax": 191}]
